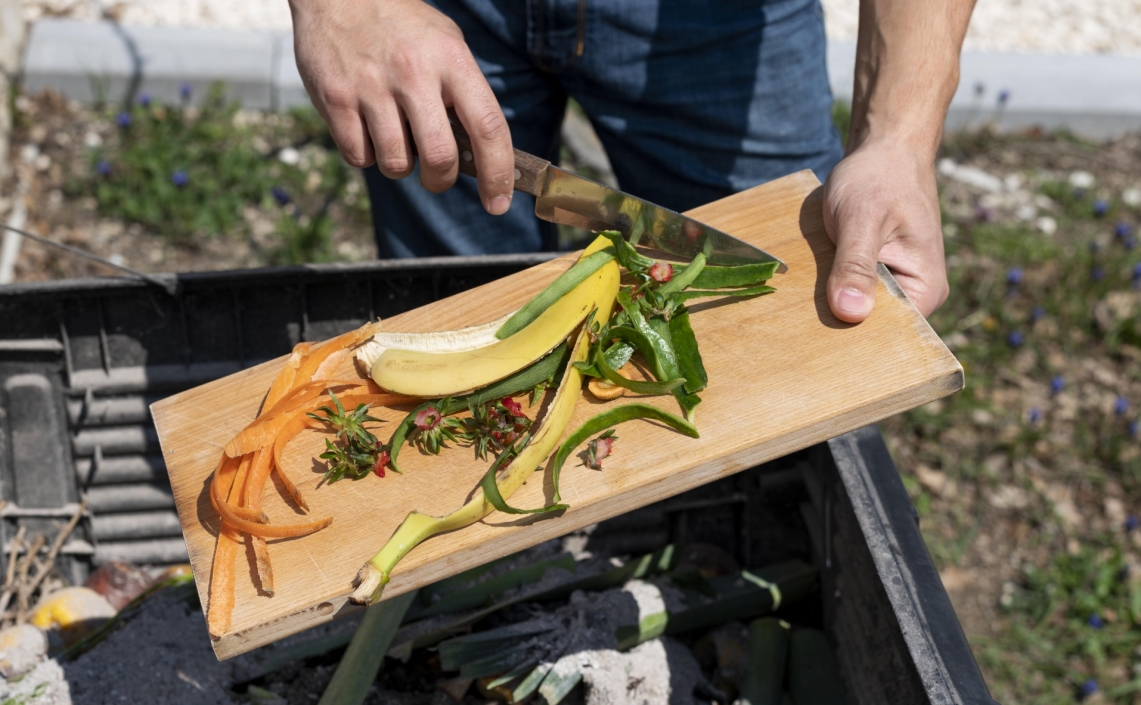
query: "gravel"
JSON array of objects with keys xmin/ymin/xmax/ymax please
[{"xmin": 20, "ymin": 0, "xmax": 1141, "ymax": 55}]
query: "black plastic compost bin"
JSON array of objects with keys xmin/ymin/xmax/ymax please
[{"xmin": 0, "ymin": 257, "xmax": 997, "ymax": 704}]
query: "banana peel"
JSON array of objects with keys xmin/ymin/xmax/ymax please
[
  {"xmin": 350, "ymin": 253, "xmax": 620, "ymax": 605},
  {"xmin": 369, "ymin": 237, "xmax": 615, "ymax": 398}
]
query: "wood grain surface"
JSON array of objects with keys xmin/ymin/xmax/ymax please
[{"xmin": 152, "ymin": 170, "xmax": 963, "ymax": 659}]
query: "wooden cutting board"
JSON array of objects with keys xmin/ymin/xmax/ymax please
[{"xmin": 152, "ymin": 170, "xmax": 962, "ymax": 659}]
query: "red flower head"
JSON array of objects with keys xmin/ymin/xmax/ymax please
[
  {"xmin": 415, "ymin": 406, "xmax": 441, "ymax": 431},
  {"xmin": 649, "ymin": 261, "xmax": 673, "ymax": 283},
  {"xmin": 501, "ymin": 396, "xmax": 524, "ymax": 417}
]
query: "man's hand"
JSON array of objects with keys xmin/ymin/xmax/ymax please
[
  {"xmin": 822, "ymin": 139, "xmax": 947, "ymax": 322},
  {"xmin": 289, "ymin": 0, "xmax": 515, "ymax": 214},
  {"xmin": 824, "ymin": 0, "xmax": 976, "ymax": 322}
]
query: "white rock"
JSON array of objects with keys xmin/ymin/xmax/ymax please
[
  {"xmin": 278, "ymin": 147, "xmax": 300, "ymax": 166},
  {"xmin": 990, "ymin": 485, "xmax": 1030, "ymax": 510},
  {"xmin": 1004, "ymin": 173, "xmax": 1024, "ymax": 192},
  {"xmin": 1016, "ymin": 204, "xmax": 1038, "ymax": 221},
  {"xmin": 1123, "ymin": 188, "xmax": 1141, "ymax": 207},
  {"xmin": 83, "ymin": 132, "xmax": 103, "ymax": 149},
  {"xmin": 1036, "ymin": 216, "xmax": 1058, "ymax": 235},
  {"xmin": 1068, "ymin": 170, "xmax": 1095, "ymax": 189},
  {"xmin": 947, "ymin": 165, "xmax": 1003, "ymax": 193},
  {"xmin": 938, "ymin": 158, "xmax": 958, "ymax": 177},
  {"xmin": 20, "ymin": 144, "xmax": 39, "ymax": 163},
  {"xmin": 0, "ymin": 624, "xmax": 47, "ymax": 678}
]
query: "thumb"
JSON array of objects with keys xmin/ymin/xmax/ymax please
[{"xmin": 826, "ymin": 218, "xmax": 887, "ymax": 324}]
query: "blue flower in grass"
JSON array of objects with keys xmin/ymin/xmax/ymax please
[
  {"xmin": 1091, "ymin": 265, "xmax": 1105, "ymax": 281},
  {"xmin": 180, "ymin": 82, "xmax": 193, "ymax": 101},
  {"xmin": 1081, "ymin": 680, "xmax": 1099, "ymax": 699},
  {"xmin": 1089, "ymin": 613, "xmax": 1104, "ymax": 629},
  {"xmin": 1051, "ymin": 376, "xmax": 1065, "ymax": 394},
  {"xmin": 1030, "ymin": 307, "xmax": 1046, "ymax": 322},
  {"xmin": 1127, "ymin": 514, "xmax": 1140, "ymax": 532},
  {"xmin": 116, "ymin": 111, "xmax": 131, "ymax": 128},
  {"xmin": 96, "ymin": 159, "xmax": 111, "ymax": 177},
  {"xmin": 171, "ymin": 170, "xmax": 189, "ymax": 188},
  {"xmin": 1117, "ymin": 222, "xmax": 1132, "ymax": 239},
  {"xmin": 1115, "ymin": 396, "xmax": 1129, "ymax": 417},
  {"xmin": 1131, "ymin": 421, "xmax": 1140, "ymax": 438},
  {"xmin": 272, "ymin": 186, "xmax": 292, "ymax": 206},
  {"xmin": 139, "ymin": 92, "xmax": 151, "ymax": 108},
  {"xmin": 1028, "ymin": 408, "xmax": 1041, "ymax": 423},
  {"xmin": 1094, "ymin": 199, "xmax": 1109, "ymax": 217},
  {"xmin": 1008, "ymin": 331, "xmax": 1024, "ymax": 348},
  {"xmin": 1006, "ymin": 267, "xmax": 1023, "ymax": 286}
]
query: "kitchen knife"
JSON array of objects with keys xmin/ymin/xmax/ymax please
[{"xmin": 449, "ymin": 122, "xmax": 786, "ymax": 270}]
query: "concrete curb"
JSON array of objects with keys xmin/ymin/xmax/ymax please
[
  {"xmin": 828, "ymin": 41, "xmax": 1141, "ymax": 139},
  {"xmin": 20, "ymin": 19, "xmax": 1141, "ymax": 138}
]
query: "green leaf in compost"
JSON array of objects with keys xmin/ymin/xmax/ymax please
[
  {"xmin": 550, "ymin": 403, "xmax": 699, "ymax": 503},
  {"xmin": 676, "ymin": 285, "xmax": 776, "ymax": 303},
  {"xmin": 496, "ymin": 248, "xmax": 616, "ymax": 339},
  {"xmin": 691, "ymin": 261, "xmax": 779, "ymax": 289},
  {"xmin": 669, "ymin": 311, "xmax": 708, "ymax": 395}
]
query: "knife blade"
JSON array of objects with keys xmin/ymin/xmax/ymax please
[{"xmin": 450, "ymin": 122, "xmax": 786, "ymax": 269}]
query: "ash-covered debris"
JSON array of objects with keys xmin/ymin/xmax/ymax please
[{"xmin": 61, "ymin": 587, "xmax": 232, "ymax": 705}]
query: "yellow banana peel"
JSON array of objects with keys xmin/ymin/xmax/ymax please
[{"xmin": 370, "ymin": 237, "xmax": 614, "ymax": 397}]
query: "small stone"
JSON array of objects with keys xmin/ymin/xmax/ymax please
[
  {"xmin": 1123, "ymin": 187, "xmax": 1141, "ymax": 207},
  {"xmin": 0, "ymin": 624, "xmax": 47, "ymax": 678},
  {"xmin": 84, "ymin": 560, "xmax": 153, "ymax": 610},
  {"xmin": 1035, "ymin": 216, "xmax": 1057, "ymax": 235},
  {"xmin": 278, "ymin": 147, "xmax": 301, "ymax": 165},
  {"xmin": 1069, "ymin": 171, "xmax": 1096, "ymax": 189},
  {"xmin": 1015, "ymin": 204, "xmax": 1037, "ymax": 221},
  {"xmin": 84, "ymin": 131, "xmax": 103, "ymax": 149},
  {"xmin": 989, "ymin": 485, "xmax": 1030, "ymax": 510}
]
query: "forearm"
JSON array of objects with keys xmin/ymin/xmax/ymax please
[{"xmin": 849, "ymin": 0, "xmax": 976, "ymax": 159}]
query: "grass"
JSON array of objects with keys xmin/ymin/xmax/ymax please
[
  {"xmin": 880, "ymin": 127, "xmax": 1141, "ymax": 703},
  {"xmin": 66, "ymin": 84, "xmax": 369, "ymax": 264}
]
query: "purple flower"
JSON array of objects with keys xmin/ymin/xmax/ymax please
[
  {"xmin": 116, "ymin": 111, "xmax": 132, "ymax": 128},
  {"xmin": 1091, "ymin": 265, "xmax": 1105, "ymax": 281},
  {"xmin": 1117, "ymin": 222, "xmax": 1132, "ymax": 239},
  {"xmin": 1051, "ymin": 376, "xmax": 1065, "ymax": 394},
  {"xmin": 1088, "ymin": 613, "xmax": 1104, "ymax": 629},
  {"xmin": 1029, "ymin": 408, "xmax": 1041, "ymax": 423},
  {"xmin": 1031, "ymin": 307, "xmax": 1046, "ymax": 322},
  {"xmin": 998, "ymin": 89, "xmax": 1011, "ymax": 104},
  {"xmin": 1006, "ymin": 267, "xmax": 1024, "ymax": 285},
  {"xmin": 180, "ymin": 82, "xmax": 193, "ymax": 101},
  {"xmin": 1115, "ymin": 396, "xmax": 1129, "ymax": 416},
  {"xmin": 1131, "ymin": 421, "xmax": 1140, "ymax": 438},
  {"xmin": 171, "ymin": 170, "xmax": 189, "ymax": 188},
  {"xmin": 1126, "ymin": 237, "xmax": 1138, "ymax": 251},
  {"xmin": 139, "ymin": 92, "xmax": 151, "ymax": 108},
  {"xmin": 1133, "ymin": 264, "xmax": 1141, "ymax": 281},
  {"xmin": 1126, "ymin": 514, "xmax": 1140, "ymax": 532},
  {"xmin": 272, "ymin": 186, "xmax": 292, "ymax": 206},
  {"xmin": 1094, "ymin": 199, "xmax": 1108, "ymax": 217},
  {"xmin": 1008, "ymin": 331, "xmax": 1024, "ymax": 348},
  {"xmin": 1081, "ymin": 679, "xmax": 1099, "ymax": 698},
  {"xmin": 96, "ymin": 159, "xmax": 111, "ymax": 177},
  {"xmin": 975, "ymin": 205, "xmax": 997, "ymax": 223}
]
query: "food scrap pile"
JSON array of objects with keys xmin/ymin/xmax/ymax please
[{"xmin": 206, "ymin": 232, "xmax": 779, "ymax": 635}]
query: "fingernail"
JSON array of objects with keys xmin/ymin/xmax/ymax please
[
  {"xmin": 488, "ymin": 194, "xmax": 512, "ymax": 216},
  {"xmin": 837, "ymin": 287, "xmax": 868, "ymax": 315}
]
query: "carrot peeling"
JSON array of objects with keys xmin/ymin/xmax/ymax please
[{"xmin": 211, "ymin": 479, "xmax": 331, "ymax": 538}]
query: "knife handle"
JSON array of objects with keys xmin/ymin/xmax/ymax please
[{"xmin": 450, "ymin": 119, "xmax": 550, "ymax": 198}]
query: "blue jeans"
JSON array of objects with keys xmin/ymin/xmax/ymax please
[{"xmin": 365, "ymin": 0, "xmax": 844, "ymax": 258}]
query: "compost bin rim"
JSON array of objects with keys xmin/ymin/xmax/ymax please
[{"xmin": 0, "ymin": 251, "xmax": 561, "ymax": 298}]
